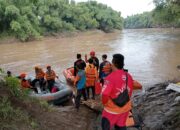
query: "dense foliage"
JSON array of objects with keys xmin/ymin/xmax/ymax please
[
  {"xmin": 124, "ymin": 0, "xmax": 180, "ymax": 29},
  {"xmin": 0, "ymin": 0, "xmax": 123, "ymax": 41},
  {"xmin": 152, "ymin": 0, "xmax": 180, "ymax": 27},
  {"xmin": 124, "ymin": 12, "xmax": 153, "ymax": 29}
]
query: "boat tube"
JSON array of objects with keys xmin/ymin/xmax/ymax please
[
  {"xmin": 30, "ymin": 80, "xmax": 72, "ymax": 105},
  {"xmin": 63, "ymin": 67, "xmax": 75, "ymax": 85}
]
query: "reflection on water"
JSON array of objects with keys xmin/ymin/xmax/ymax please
[{"xmin": 0, "ymin": 29, "xmax": 180, "ymax": 87}]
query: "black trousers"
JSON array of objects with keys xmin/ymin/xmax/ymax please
[
  {"xmin": 86, "ymin": 86, "xmax": 95, "ymax": 99},
  {"xmin": 31, "ymin": 78, "xmax": 45, "ymax": 87},
  {"xmin": 75, "ymin": 88, "xmax": 87, "ymax": 109},
  {"xmin": 101, "ymin": 117, "xmax": 127, "ymax": 130},
  {"xmin": 31, "ymin": 78, "xmax": 46, "ymax": 91},
  {"xmin": 47, "ymin": 79, "xmax": 55, "ymax": 92}
]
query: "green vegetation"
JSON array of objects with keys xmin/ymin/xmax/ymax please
[
  {"xmin": 152, "ymin": 0, "xmax": 180, "ymax": 27},
  {"xmin": 0, "ymin": 69, "xmax": 51, "ymax": 130},
  {"xmin": 0, "ymin": 77, "xmax": 32, "ymax": 129},
  {"xmin": 124, "ymin": 12, "xmax": 153, "ymax": 29},
  {"xmin": 124, "ymin": 0, "xmax": 180, "ymax": 29},
  {"xmin": 0, "ymin": 97, "xmax": 30, "ymax": 130},
  {"xmin": 0, "ymin": 0, "xmax": 123, "ymax": 41},
  {"xmin": 5, "ymin": 77, "xmax": 22, "ymax": 96}
]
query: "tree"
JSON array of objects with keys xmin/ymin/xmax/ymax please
[{"xmin": 0, "ymin": 0, "xmax": 124, "ymax": 41}]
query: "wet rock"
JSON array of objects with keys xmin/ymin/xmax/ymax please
[{"xmin": 133, "ymin": 81, "xmax": 180, "ymax": 130}]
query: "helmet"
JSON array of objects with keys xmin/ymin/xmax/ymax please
[
  {"xmin": 90, "ymin": 50, "xmax": 95, "ymax": 56},
  {"xmin": 20, "ymin": 73, "xmax": 26, "ymax": 78}
]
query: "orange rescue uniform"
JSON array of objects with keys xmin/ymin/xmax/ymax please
[
  {"xmin": 21, "ymin": 80, "xmax": 31, "ymax": 89},
  {"xmin": 85, "ymin": 64, "xmax": 98, "ymax": 87},
  {"xmin": 45, "ymin": 70, "xmax": 56, "ymax": 81},
  {"xmin": 36, "ymin": 69, "xmax": 45, "ymax": 79}
]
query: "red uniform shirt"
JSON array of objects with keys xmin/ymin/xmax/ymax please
[{"xmin": 102, "ymin": 69, "xmax": 133, "ymax": 114}]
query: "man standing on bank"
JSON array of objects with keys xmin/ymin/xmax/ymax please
[{"xmin": 101, "ymin": 54, "xmax": 133, "ymax": 130}]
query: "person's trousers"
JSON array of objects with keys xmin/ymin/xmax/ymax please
[
  {"xmin": 32, "ymin": 78, "xmax": 46, "ymax": 88},
  {"xmin": 101, "ymin": 110, "xmax": 129, "ymax": 130},
  {"xmin": 75, "ymin": 88, "xmax": 87, "ymax": 109},
  {"xmin": 47, "ymin": 79, "xmax": 55, "ymax": 92},
  {"xmin": 86, "ymin": 86, "xmax": 95, "ymax": 99}
]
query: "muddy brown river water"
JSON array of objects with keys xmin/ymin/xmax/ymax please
[{"xmin": 0, "ymin": 29, "xmax": 180, "ymax": 88}]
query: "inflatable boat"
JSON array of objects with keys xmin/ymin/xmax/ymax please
[
  {"xmin": 30, "ymin": 81, "xmax": 72, "ymax": 105},
  {"xmin": 63, "ymin": 67, "xmax": 142, "ymax": 90},
  {"xmin": 63, "ymin": 67, "xmax": 75, "ymax": 85}
]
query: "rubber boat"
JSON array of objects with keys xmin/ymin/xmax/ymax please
[
  {"xmin": 63, "ymin": 67, "xmax": 142, "ymax": 90},
  {"xmin": 30, "ymin": 80, "xmax": 72, "ymax": 105},
  {"xmin": 63, "ymin": 67, "xmax": 75, "ymax": 85}
]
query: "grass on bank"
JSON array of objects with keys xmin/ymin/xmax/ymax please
[{"xmin": 0, "ymin": 69, "xmax": 51, "ymax": 130}]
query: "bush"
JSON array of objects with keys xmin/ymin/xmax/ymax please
[
  {"xmin": 62, "ymin": 21, "xmax": 76, "ymax": 31},
  {"xmin": 5, "ymin": 77, "xmax": 21, "ymax": 97},
  {"xmin": 0, "ymin": 97, "xmax": 17, "ymax": 120},
  {"xmin": 5, "ymin": 5, "xmax": 20, "ymax": 20},
  {"xmin": 10, "ymin": 16, "xmax": 40, "ymax": 41}
]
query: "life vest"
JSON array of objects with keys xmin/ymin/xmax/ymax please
[
  {"xmin": 104, "ymin": 99, "xmax": 132, "ymax": 115},
  {"xmin": 85, "ymin": 64, "xmax": 98, "ymax": 87},
  {"xmin": 102, "ymin": 61, "xmax": 111, "ymax": 75},
  {"xmin": 45, "ymin": 70, "xmax": 56, "ymax": 80},
  {"xmin": 21, "ymin": 79, "xmax": 31, "ymax": 89},
  {"xmin": 126, "ymin": 111, "xmax": 135, "ymax": 127},
  {"xmin": 36, "ymin": 69, "xmax": 45, "ymax": 79}
]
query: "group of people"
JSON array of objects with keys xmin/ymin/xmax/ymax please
[
  {"xmin": 73, "ymin": 51, "xmax": 134, "ymax": 130},
  {"xmin": 73, "ymin": 51, "xmax": 112, "ymax": 107},
  {"xmin": 19, "ymin": 65, "xmax": 58, "ymax": 93},
  {"xmin": 6, "ymin": 50, "xmax": 133, "ymax": 130}
]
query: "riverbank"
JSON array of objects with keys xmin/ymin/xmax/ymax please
[
  {"xmin": 0, "ymin": 76, "xmax": 97, "ymax": 130},
  {"xmin": 1, "ymin": 28, "xmax": 180, "ymax": 44},
  {"xmin": 0, "ymin": 29, "xmax": 120, "ymax": 44},
  {"xmin": 133, "ymin": 81, "xmax": 180, "ymax": 130}
]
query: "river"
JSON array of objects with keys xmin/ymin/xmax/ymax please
[{"xmin": 0, "ymin": 29, "xmax": 180, "ymax": 88}]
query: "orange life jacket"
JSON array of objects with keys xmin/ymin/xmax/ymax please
[
  {"xmin": 45, "ymin": 70, "xmax": 56, "ymax": 80},
  {"xmin": 36, "ymin": 69, "xmax": 45, "ymax": 79},
  {"xmin": 102, "ymin": 61, "xmax": 112, "ymax": 74},
  {"xmin": 21, "ymin": 80, "xmax": 31, "ymax": 89},
  {"xmin": 104, "ymin": 99, "xmax": 132, "ymax": 115},
  {"xmin": 85, "ymin": 64, "xmax": 98, "ymax": 87}
]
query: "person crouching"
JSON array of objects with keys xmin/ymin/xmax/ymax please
[{"xmin": 74, "ymin": 63, "xmax": 87, "ymax": 111}]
